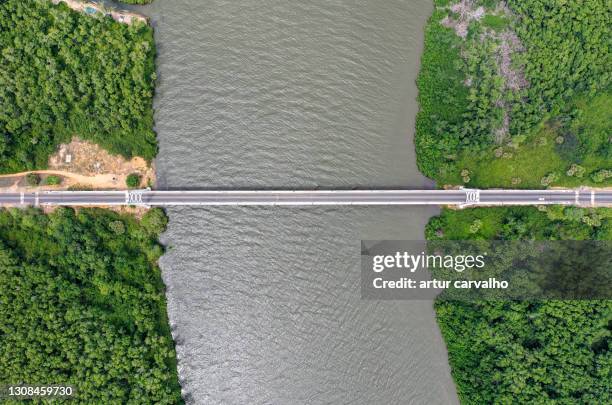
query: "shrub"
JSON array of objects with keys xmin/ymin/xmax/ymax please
[
  {"xmin": 566, "ymin": 164, "xmax": 586, "ymax": 178},
  {"xmin": 141, "ymin": 208, "xmax": 168, "ymax": 235},
  {"xmin": 469, "ymin": 219, "xmax": 483, "ymax": 233},
  {"xmin": 591, "ymin": 169, "xmax": 612, "ymax": 183},
  {"xmin": 44, "ymin": 175, "xmax": 61, "ymax": 185},
  {"xmin": 108, "ymin": 220, "xmax": 126, "ymax": 235},
  {"xmin": 25, "ymin": 173, "xmax": 40, "ymax": 187},
  {"xmin": 540, "ymin": 172, "xmax": 559, "ymax": 186},
  {"xmin": 126, "ymin": 173, "xmax": 141, "ymax": 188}
]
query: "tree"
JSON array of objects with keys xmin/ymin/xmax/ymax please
[
  {"xmin": 0, "ymin": 0, "xmax": 157, "ymax": 173},
  {"xmin": 428, "ymin": 206, "xmax": 612, "ymax": 404},
  {"xmin": 108, "ymin": 220, "xmax": 125, "ymax": 235},
  {"xmin": 44, "ymin": 175, "xmax": 61, "ymax": 185},
  {"xmin": 141, "ymin": 208, "xmax": 168, "ymax": 235},
  {"xmin": 0, "ymin": 208, "xmax": 182, "ymax": 403},
  {"xmin": 126, "ymin": 173, "xmax": 141, "ymax": 188},
  {"xmin": 25, "ymin": 173, "xmax": 40, "ymax": 187}
]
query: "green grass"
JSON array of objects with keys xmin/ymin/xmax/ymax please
[
  {"xmin": 481, "ymin": 14, "xmax": 509, "ymax": 31},
  {"xmin": 444, "ymin": 93, "xmax": 612, "ymax": 188}
]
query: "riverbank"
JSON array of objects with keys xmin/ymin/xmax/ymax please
[
  {"xmin": 50, "ymin": 0, "xmax": 147, "ymax": 25},
  {"xmin": 0, "ymin": 1, "xmax": 156, "ymax": 193},
  {"xmin": 418, "ymin": 1, "xmax": 612, "ymax": 403},
  {"xmin": 427, "ymin": 206, "xmax": 612, "ymax": 402}
]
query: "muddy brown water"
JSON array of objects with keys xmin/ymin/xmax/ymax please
[{"xmin": 118, "ymin": 0, "xmax": 458, "ymax": 403}]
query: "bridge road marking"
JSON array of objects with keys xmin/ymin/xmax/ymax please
[
  {"xmin": 465, "ymin": 189, "xmax": 480, "ymax": 204},
  {"xmin": 127, "ymin": 190, "xmax": 144, "ymax": 205},
  {"xmin": 125, "ymin": 191, "xmax": 130, "ymax": 204},
  {"xmin": 591, "ymin": 190, "xmax": 595, "ymax": 207},
  {"xmin": 574, "ymin": 190, "xmax": 580, "ymax": 207},
  {"xmin": 20, "ymin": 192, "xmax": 24, "ymax": 205}
]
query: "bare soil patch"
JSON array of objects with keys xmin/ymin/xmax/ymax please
[
  {"xmin": 441, "ymin": 0, "xmax": 485, "ymax": 39},
  {"xmin": 48, "ymin": 137, "xmax": 155, "ymax": 189},
  {"xmin": 0, "ymin": 138, "xmax": 155, "ymax": 211},
  {"xmin": 0, "ymin": 137, "xmax": 155, "ymax": 213}
]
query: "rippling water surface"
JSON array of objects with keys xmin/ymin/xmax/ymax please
[{"xmin": 126, "ymin": 0, "xmax": 458, "ymax": 403}]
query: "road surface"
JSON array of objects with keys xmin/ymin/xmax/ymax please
[{"xmin": 2, "ymin": 189, "xmax": 611, "ymax": 207}]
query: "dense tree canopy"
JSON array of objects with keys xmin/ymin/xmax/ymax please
[
  {"xmin": 507, "ymin": 0, "xmax": 610, "ymax": 134},
  {"xmin": 0, "ymin": 208, "xmax": 182, "ymax": 403},
  {"xmin": 428, "ymin": 207, "xmax": 612, "ymax": 404},
  {"xmin": 0, "ymin": 0, "xmax": 157, "ymax": 173}
]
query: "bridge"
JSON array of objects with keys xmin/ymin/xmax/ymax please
[{"xmin": 2, "ymin": 188, "xmax": 611, "ymax": 208}]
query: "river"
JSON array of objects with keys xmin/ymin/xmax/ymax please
[{"xmin": 123, "ymin": 1, "xmax": 458, "ymax": 403}]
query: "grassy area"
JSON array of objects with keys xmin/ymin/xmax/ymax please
[
  {"xmin": 481, "ymin": 14, "xmax": 509, "ymax": 31},
  {"xmin": 445, "ymin": 93, "xmax": 612, "ymax": 188},
  {"xmin": 428, "ymin": 206, "xmax": 612, "ymax": 241}
]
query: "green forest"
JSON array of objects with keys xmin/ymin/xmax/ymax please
[
  {"xmin": 0, "ymin": 0, "xmax": 157, "ymax": 173},
  {"xmin": 427, "ymin": 207, "xmax": 612, "ymax": 403},
  {"xmin": 419, "ymin": 4, "xmax": 612, "ymax": 401},
  {"xmin": 0, "ymin": 207, "xmax": 182, "ymax": 403},
  {"xmin": 416, "ymin": 0, "xmax": 611, "ymax": 188}
]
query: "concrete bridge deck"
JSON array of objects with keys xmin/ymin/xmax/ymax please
[{"xmin": 3, "ymin": 188, "xmax": 611, "ymax": 207}]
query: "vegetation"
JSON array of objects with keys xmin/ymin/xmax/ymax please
[
  {"xmin": 67, "ymin": 183, "xmax": 93, "ymax": 191},
  {"xmin": 25, "ymin": 173, "xmax": 40, "ymax": 187},
  {"xmin": 481, "ymin": 14, "xmax": 508, "ymax": 31},
  {"xmin": 416, "ymin": 0, "xmax": 611, "ymax": 188},
  {"xmin": 0, "ymin": 0, "xmax": 157, "ymax": 173},
  {"xmin": 415, "ymin": 7, "xmax": 469, "ymax": 178},
  {"xmin": 428, "ymin": 207, "xmax": 612, "ymax": 403},
  {"xmin": 0, "ymin": 207, "xmax": 182, "ymax": 403},
  {"xmin": 119, "ymin": 0, "xmax": 154, "ymax": 4},
  {"xmin": 44, "ymin": 175, "xmax": 62, "ymax": 186},
  {"xmin": 126, "ymin": 173, "xmax": 141, "ymax": 188}
]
